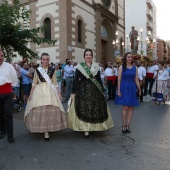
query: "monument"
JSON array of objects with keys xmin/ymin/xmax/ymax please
[{"xmin": 129, "ymin": 26, "xmax": 138, "ymax": 54}]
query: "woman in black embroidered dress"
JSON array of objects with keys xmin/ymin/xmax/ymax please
[
  {"xmin": 24, "ymin": 53, "xmax": 67, "ymax": 141},
  {"xmin": 67, "ymin": 49, "xmax": 113, "ymax": 137}
]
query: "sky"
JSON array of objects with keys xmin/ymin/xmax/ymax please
[{"xmin": 152, "ymin": 0, "xmax": 170, "ymax": 40}]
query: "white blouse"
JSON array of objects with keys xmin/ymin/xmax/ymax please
[
  {"xmin": 0, "ymin": 62, "xmax": 17, "ymax": 86},
  {"xmin": 154, "ymin": 69, "xmax": 169, "ymax": 81}
]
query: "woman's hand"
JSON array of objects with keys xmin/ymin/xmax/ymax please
[
  {"xmin": 117, "ymin": 90, "xmax": 121, "ymax": 97},
  {"xmin": 139, "ymin": 90, "xmax": 142, "ymax": 96},
  {"xmin": 59, "ymin": 94, "xmax": 62, "ymax": 101},
  {"xmin": 28, "ymin": 95, "xmax": 32, "ymax": 101},
  {"xmin": 70, "ymin": 94, "xmax": 75, "ymax": 99}
]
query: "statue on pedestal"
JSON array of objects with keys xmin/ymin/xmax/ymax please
[{"xmin": 129, "ymin": 26, "xmax": 138, "ymax": 54}]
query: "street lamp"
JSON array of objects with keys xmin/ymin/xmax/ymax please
[
  {"xmin": 140, "ymin": 28, "xmax": 143, "ymax": 54},
  {"xmin": 126, "ymin": 34, "xmax": 131, "ymax": 52},
  {"xmin": 147, "ymin": 31, "xmax": 157, "ymax": 60},
  {"xmin": 112, "ymin": 30, "xmax": 125, "ymax": 62},
  {"xmin": 112, "ymin": 30, "xmax": 125, "ymax": 53},
  {"xmin": 112, "ymin": 30, "xmax": 119, "ymax": 45}
]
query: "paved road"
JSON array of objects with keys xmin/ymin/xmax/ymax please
[{"xmin": 0, "ymin": 101, "xmax": 170, "ymax": 170}]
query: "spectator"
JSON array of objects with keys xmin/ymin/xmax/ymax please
[
  {"xmin": 55, "ymin": 64, "xmax": 62, "ymax": 92},
  {"xmin": 64, "ymin": 60, "xmax": 74, "ymax": 100},
  {"xmin": 104, "ymin": 61, "xmax": 118, "ymax": 101},
  {"xmin": 20, "ymin": 62, "xmax": 32, "ymax": 107}
]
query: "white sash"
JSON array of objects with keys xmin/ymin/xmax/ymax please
[{"xmin": 37, "ymin": 67, "xmax": 60, "ymax": 101}]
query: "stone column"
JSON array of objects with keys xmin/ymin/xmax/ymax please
[
  {"xmin": 95, "ymin": 10, "xmax": 101, "ymax": 62},
  {"xmin": 58, "ymin": 0, "xmax": 68, "ymax": 63}
]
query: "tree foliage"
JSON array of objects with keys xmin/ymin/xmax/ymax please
[{"xmin": 0, "ymin": 0, "xmax": 56, "ymax": 61}]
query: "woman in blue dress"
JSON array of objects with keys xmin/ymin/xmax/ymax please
[{"xmin": 115, "ymin": 52, "xmax": 141, "ymax": 133}]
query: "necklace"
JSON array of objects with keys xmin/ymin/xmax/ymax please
[
  {"xmin": 43, "ymin": 68, "xmax": 48, "ymax": 72},
  {"xmin": 85, "ymin": 62, "xmax": 92, "ymax": 69}
]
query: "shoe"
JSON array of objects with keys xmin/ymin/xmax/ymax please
[
  {"xmin": 122, "ymin": 126, "xmax": 126, "ymax": 134},
  {"xmin": 0, "ymin": 132, "xmax": 6, "ymax": 139},
  {"xmin": 44, "ymin": 138, "xmax": 49, "ymax": 141},
  {"xmin": 8, "ymin": 137, "xmax": 14, "ymax": 143},
  {"xmin": 126, "ymin": 125, "xmax": 131, "ymax": 133},
  {"xmin": 84, "ymin": 132, "xmax": 89, "ymax": 138}
]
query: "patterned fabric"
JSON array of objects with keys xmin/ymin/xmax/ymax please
[
  {"xmin": 25, "ymin": 105, "xmax": 67, "ymax": 133},
  {"xmin": 24, "ymin": 67, "xmax": 67, "ymax": 133},
  {"xmin": 75, "ymin": 79, "xmax": 108, "ymax": 123},
  {"xmin": 36, "ymin": 67, "xmax": 55, "ymax": 82},
  {"xmin": 32, "ymin": 67, "xmax": 57, "ymax": 87},
  {"xmin": 152, "ymin": 80, "xmax": 168, "ymax": 102},
  {"xmin": 67, "ymin": 98, "xmax": 113, "ymax": 131},
  {"xmin": 71, "ymin": 65, "xmax": 113, "ymax": 126}
]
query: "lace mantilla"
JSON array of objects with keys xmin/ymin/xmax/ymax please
[{"xmin": 75, "ymin": 61, "xmax": 100, "ymax": 79}]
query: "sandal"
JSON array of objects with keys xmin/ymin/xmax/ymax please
[
  {"xmin": 126, "ymin": 125, "xmax": 131, "ymax": 133},
  {"xmin": 122, "ymin": 126, "xmax": 126, "ymax": 134}
]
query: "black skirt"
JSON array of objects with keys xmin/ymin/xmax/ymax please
[{"xmin": 75, "ymin": 79, "xmax": 108, "ymax": 123}]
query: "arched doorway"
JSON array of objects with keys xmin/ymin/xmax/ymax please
[{"xmin": 100, "ymin": 21, "xmax": 114, "ymax": 64}]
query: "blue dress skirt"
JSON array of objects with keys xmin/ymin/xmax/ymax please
[{"xmin": 115, "ymin": 66, "xmax": 139, "ymax": 106}]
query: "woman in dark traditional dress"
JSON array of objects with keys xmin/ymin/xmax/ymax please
[
  {"xmin": 24, "ymin": 53, "xmax": 67, "ymax": 141},
  {"xmin": 67, "ymin": 49, "xmax": 113, "ymax": 137}
]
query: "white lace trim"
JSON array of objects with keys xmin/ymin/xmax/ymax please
[{"xmin": 75, "ymin": 61, "xmax": 100, "ymax": 79}]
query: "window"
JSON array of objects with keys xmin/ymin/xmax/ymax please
[
  {"xmin": 44, "ymin": 18, "xmax": 51, "ymax": 40},
  {"xmin": 78, "ymin": 20, "xmax": 82, "ymax": 43},
  {"xmin": 101, "ymin": 25, "xmax": 108, "ymax": 39},
  {"xmin": 102, "ymin": 0, "xmax": 111, "ymax": 8}
]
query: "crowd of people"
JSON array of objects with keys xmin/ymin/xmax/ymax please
[{"xmin": 1, "ymin": 49, "xmax": 170, "ymax": 143}]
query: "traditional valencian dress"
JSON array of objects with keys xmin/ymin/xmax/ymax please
[
  {"xmin": 152, "ymin": 69, "xmax": 169, "ymax": 103},
  {"xmin": 24, "ymin": 67, "xmax": 67, "ymax": 133},
  {"xmin": 67, "ymin": 61, "xmax": 113, "ymax": 131}
]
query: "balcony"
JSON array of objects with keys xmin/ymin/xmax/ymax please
[
  {"xmin": 147, "ymin": 21, "xmax": 153, "ymax": 30},
  {"xmin": 147, "ymin": 10, "xmax": 153, "ymax": 20},
  {"xmin": 146, "ymin": 0, "xmax": 153, "ymax": 9}
]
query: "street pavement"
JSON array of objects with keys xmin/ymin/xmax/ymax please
[{"xmin": 0, "ymin": 101, "xmax": 170, "ymax": 170}]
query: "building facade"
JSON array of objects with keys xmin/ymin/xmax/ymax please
[
  {"xmin": 10, "ymin": 0, "xmax": 125, "ymax": 64},
  {"xmin": 157, "ymin": 39, "xmax": 170, "ymax": 62},
  {"xmin": 125, "ymin": 0, "xmax": 157, "ymax": 59}
]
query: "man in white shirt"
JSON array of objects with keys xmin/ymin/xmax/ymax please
[
  {"xmin": 64, "ymin": 60, "xmax": 74, "ymax": 100},
  {"xmin": 153, "ymin": 60, "xmax": 159, "ymax": 71},
  {"xmin": 144, "ymin": 61, "xmax": 158, "ymax": 96},
  {"xmin": 104, "ymin": 61, "xmax": 118, "ymax": 101},
  {"xmin": 0, "ymin": 51, "xmax": 17, "ymax": 143},
  {"xmin": 137, "ymin": 61, "xmax": 146, "ymax": 102}
]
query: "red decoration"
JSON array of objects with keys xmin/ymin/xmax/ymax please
[{"xmin": 132, "ymin": 55, "xmax": 141, "ymax": 61}]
